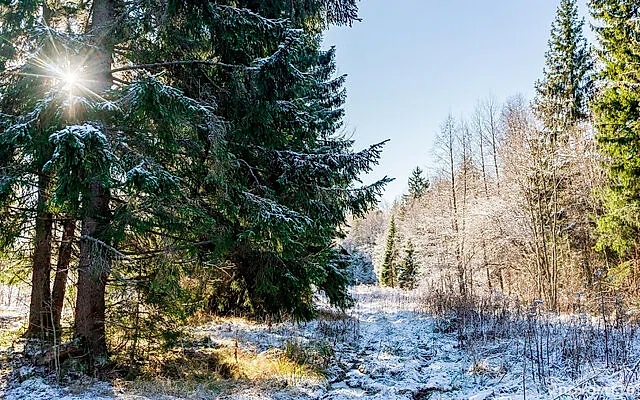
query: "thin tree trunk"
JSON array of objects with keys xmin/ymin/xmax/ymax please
[
  {"xmin": 476, "ymin": 103, "xmax": 492, "ymax": 289},
  {"xmin": 489, "ymin": 110, "xmax": 500, "ymax": 186},
  {"xmin": 445, "ymin": 117, "xmax": 463, "ymax": 297},
  {"xmin": 527, "ymin": 192, "xmax": 544, "ymax": 301},
  {"xmin": 483, "ymin": 241, "xmax": 491, "ymax": 291},
  {"xmin": 538, "ymin": 194, "xmax": 551, "ymax": 303},
  {"xmin": 26, "ymin": 174, "xmax": 53, "ymax": 338},
  {"xmin": 479, "ymin": 130, "xmax": 489, "ymax": 196},
  {"xmin": 551, "ymin": 165, "xmax": 559, "ymax": 311},
  {"xmin": 51, "ymin": 218, "xmax": 75, "ymax": 332},
  {"xmin": 461, "ymin": 124, "xmax": 470, "ymax": 298}
]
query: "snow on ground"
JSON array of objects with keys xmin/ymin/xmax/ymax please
[{"xmin": 2, "ymin": 286, "xmax": 640, "ymax": 399}]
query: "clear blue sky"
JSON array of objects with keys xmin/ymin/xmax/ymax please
[{"xmin": 323, "ymin": 0, "xmax": 591, "ymax": 203}]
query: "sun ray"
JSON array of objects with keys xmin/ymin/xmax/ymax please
[{"xmin": 5, "ymin": 34, "xmax": 121, "ymax": 114}]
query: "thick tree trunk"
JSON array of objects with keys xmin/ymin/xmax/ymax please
[
  {"xmin": 51, "ymin": 218, "xmax": 75, "ymax": 332},
  {"xmin": 73, "ymin": 0, "xmax": 115, "ymax": 363},
  {"xmin": 26, "ymin": 175, "xmax": 54, "ymax": 338},
  {"xmin": 75, "ymin": 181, "xmax": 111, "ymax": 360}
]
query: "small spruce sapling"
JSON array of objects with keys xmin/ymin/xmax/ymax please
[
  {"xmin": 398, "ymin": 239, "xmax": 419, "ymax": 290},
  {"xmin": 380, "ymin": 216, "xmax": 398, "ymax": 288}
]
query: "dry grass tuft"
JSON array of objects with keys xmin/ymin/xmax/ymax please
[
  {"xmin": 0, "ymin": 311, "xmax": 27, "ymax": 349},
  {"xmin": 125, "ymin": 336, "xmax": 327, "ymax": 398}
]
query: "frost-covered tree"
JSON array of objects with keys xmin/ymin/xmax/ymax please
[
  {"xmin": 0, "ymin": 1, "xmax": 79, "ymax": 339},
  {"xmin": 345, "ymin": 248, "xmax": 377, "ymax": 285},
  {"xmin": 151, "ymin": 1, "xmax": 391, "ymax": 319},
  {"xmin": 0, "ymin": 0, "xmax": 225, "ymax": 356},
  {"xmin": 398, "ymin": 239, "xmax": 418, "ymax": 290},
  {"xmin": 525, "ymin": 0, "xmax": 595, "ymax": 310},
  {"xmin": 535, "ymin": 0, "xmax": 599, "ymax": 296},
  {"xmin": 535, "ymin": 0, "xmax": 594, "ymax": 139}
]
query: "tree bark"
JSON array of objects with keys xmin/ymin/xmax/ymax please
[
  {"xmin": 51, "ymin": 218, "xmax": 75, "ymax": 332},
  {"xmin": 26, "ymin": 174, "xmax": 54, "ymax": 339},
  {"xmin": 443, "ymin": 116, "xmax": 463, "ymax": 298},
  {"xmin": 73, "ymin": 0, "xmax": 115, "ymax": 364},
  {"xmin": 489, "ymin": 109, "xmax": 500, "ymax": 186},
  {"xmin": 74, "ymin": 181, "xmax": 111, "ymax": 361}
]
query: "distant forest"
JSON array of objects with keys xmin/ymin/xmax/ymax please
[{"xmin": 346, "ymin": 0, "xmax": 640, "ymax": 314}]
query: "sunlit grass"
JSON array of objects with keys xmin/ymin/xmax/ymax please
[
  {"xmin": 0, "ymin": 316, "xmax": 27, "ymax": 349},
  {"xmin": 123, "ymin": 339, "xmax": 326, "ymax": 398},
  {"xmin": 120, "ymin": 314, "xmax": 330, "ymax": 399}
]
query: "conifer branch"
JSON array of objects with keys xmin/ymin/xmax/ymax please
[{"xmin": 111, "ymin": 60, "xmax": 257, "ymax": 74}]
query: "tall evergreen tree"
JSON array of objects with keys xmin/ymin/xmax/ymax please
[
  {"xmin": 380, "ymin": 216, "xmax": 398, "ymax": 288},
  {"xmin": 529, "ymin": 0, "xmax": 595, "ymax": 309},
  {"xmin": 0, "ymin": 1, "xmax": 76, "ymax": 338},
  {"xmin": 0, "ymin": 0, "xmax": 388, "ymax": 363},
  {"xmin": 591, "ymin": 0, "xmax": 640, "ymax": 290},
  {"xmin": 407, "ymin": 166, "xmax": 429, "ymax": 199},
  {"xmin": 149, "ymin": 1, "xmax": 390, "ymax": 319},
  {"xmin": 535, "ymin": 0, "xmax": 594, "ymax": 140}
]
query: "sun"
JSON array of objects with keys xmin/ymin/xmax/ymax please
[
  {"xmin": 62, "ymin": 69, "xmax": 79, "ymax": 87},
  {"xmin": 59, "ymin": 67, "xmax": 81, "ymax": 92}
]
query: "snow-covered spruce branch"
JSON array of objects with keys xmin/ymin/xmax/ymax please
[
  {"xmin": 237, "ymin": 158, "xmax": 268, "ymax": 191},
  {"xmin": 110, "ymin": 135, "xmax": 186, "ymax": 192},
  {"xmin": 2, "ymin": 91, "xmax": 65, "ymax": 144},
  {"xmin": 261, "ymin": 140, "xmax": 390, "ymax": 177},
  {"xmin": 255, "ymin": 30, "xmax": 305, "ymax": 70},
  {"xmin": 110, "ymin": 60, "xmax": 258, "ymax": 74},
  {"xmin": 117, "ymin": 77, "xmax": 220, "ymax": 120},
  {"xmin": 209, "ymin": 4, "xmax": 288, "ymax": 30},
  {"xmin": 243, "ymin": 191, "xmax": 312, "ymax": 228},
  {"xmin": 81, "ymin": 235, "xmax": 129, "ymax": 262}
]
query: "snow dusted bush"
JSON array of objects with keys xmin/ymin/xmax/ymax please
[
  {"xmin": 418, "ymin": 285, "xmax": 640, "ymax": 395},
  {"xmin": 344, "ymin": 248, "xmax": 377, "ymax": 286}
]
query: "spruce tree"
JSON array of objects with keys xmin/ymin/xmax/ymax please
[
  {"xmin": 398, "ymin": 239, "xmax": 418, "ymax": 290},
  {"xmin": 529, "ymin": 0, "xmax": 594, "ymax": 309},
  {"xmin": 0, "ymin": 0, "xmax": 388, "ymax": 363},
  {"xmin": 380, "ymin": 216, "xmax": 398, "ymax": 288},
  {"xmin": 0, "ymin": 1, "xmax": 76, "ymax": 338},
  {"xmin": 407, "ymin": 166, "xmax": 429, "ymax": 199},
  {"xmin": 591, "ymin": 0, "xmax": 640, "ymax": 283},
  {"xmin": 150, "ymin": 1, "xmax": 390, "ymax": 319},
  {"xmin": 535, "ymin": 0, "xmax": 594, "ymax": 139}
]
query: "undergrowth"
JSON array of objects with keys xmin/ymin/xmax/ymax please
[{"xmin": 418, "ymin": 286, "xmax": 640, "ymax": 393}]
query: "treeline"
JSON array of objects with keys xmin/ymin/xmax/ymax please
[
  {"xmin": 0, "ymin": 0, "xmax": 389, "ymax": 369},
  {"xmin": 347, "ymin": 0, "xmax": 640, "ymax": 311}
]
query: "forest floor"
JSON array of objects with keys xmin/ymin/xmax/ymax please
[{"xmin": 1, "ymin": 286, "xmax": 640, "ymax": 399}]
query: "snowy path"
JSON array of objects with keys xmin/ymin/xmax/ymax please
[
  {"xmin": 214, "ymin": 287, "xmax": 640, "ymax": 400},
  {"xmin": 318, "ymin": 301, "xmax": 465, "ymax": 399},
  {"xmin": 206, "ymin": 287, "xmax": 473, "ymax": 399}
]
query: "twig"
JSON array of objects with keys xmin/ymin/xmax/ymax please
[
  {"xmin": 625, "ymin": 357, "xmax": 640, "ymax": 390},
  {"xmin": 551, "ymin": 371, "xmax": 603, "ymax": 400}
]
